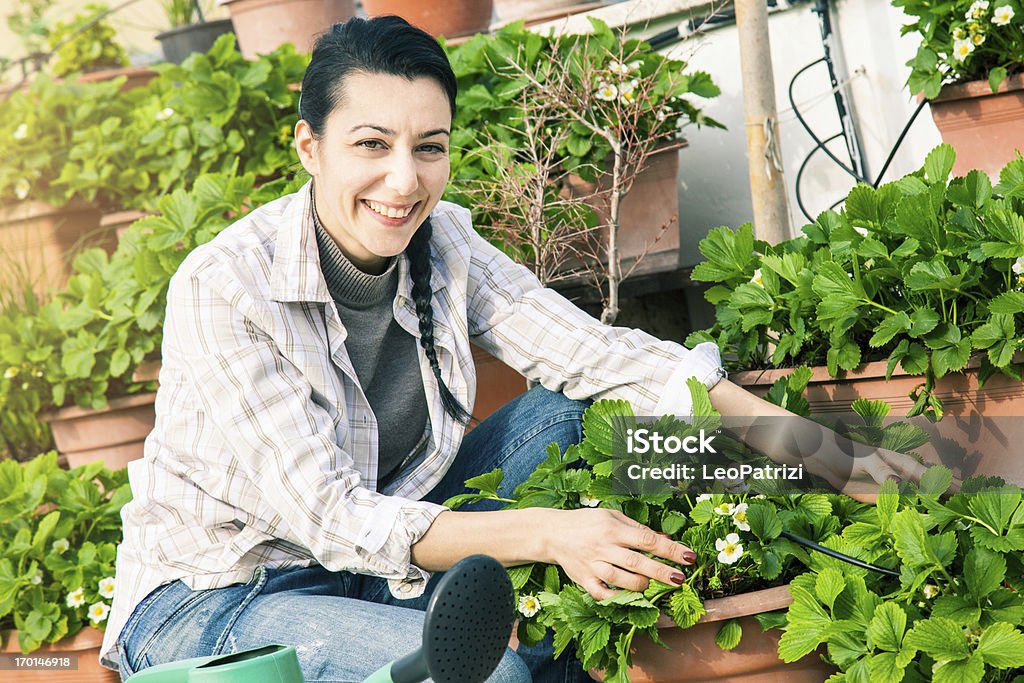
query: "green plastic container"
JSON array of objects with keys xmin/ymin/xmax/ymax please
[{"xmin": 126, "ymin": 644, "xmax": 304, "ymax": 683}]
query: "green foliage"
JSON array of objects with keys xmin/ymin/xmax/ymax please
[
  {"xmin": 0, "ymin": 452, "xmax": 131, "ymax": 652},
  {"xmin": 0, "ymin": 34, "xmax": 307, "ymax": 211},
  {"xmin": 441, "ymin": 20, "xmax": 722, "ymax": 284},
  {"xmin": 452, "ymin": 379, "xmax": 1024, "ymax": 681},
  {"xmin": 894, "ymin": 0, "xmax": 1024, "ymax": 97},
  {"xmin": 688, "ymin": 146, "xmax": 1024, "ymax": 418},
  {"xmin": 780, "ymin": 474, "xmax": 1024, "ymax": 683},
  {"xmin": 46, "ymin": 4, "xmax": 128, "ymax": 78},
  {"xmin": 160, "ymin": 0, "xmax": 212, "ymax": 27},
  {"xmin": 0, "ymin": 170, "xmax": 304, "ymax": 437}
]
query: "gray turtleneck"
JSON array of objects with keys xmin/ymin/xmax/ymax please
[{"xmin": 313, "ymin": 215, "xmax": 429, "ymax": 488}]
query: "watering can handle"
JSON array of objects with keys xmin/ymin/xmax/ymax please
[{"xmin": 362, "ymin": 662, "xmax": 396, "ymax": 683}]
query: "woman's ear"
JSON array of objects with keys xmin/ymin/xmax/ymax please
[{"xmin": 294, "ymin": 119, "xmax": 319, "ymax": 177}]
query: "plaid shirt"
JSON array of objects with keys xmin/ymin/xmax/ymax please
[{"xmin": 101, "ymin": 181, "xmax": 725, "ymax": 666}]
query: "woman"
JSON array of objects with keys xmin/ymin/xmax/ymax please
[{"xmin": 102, "ymin": 16, "xmax": 923, "ymax": 683}]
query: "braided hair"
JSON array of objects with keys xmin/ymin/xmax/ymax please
[
  {"xmin": 406, "ymin": 220, "xmax": 473, "ymax": 425},
  {"xmin": 299, "ymin": 16, "xmax": 470, "ymax": 424}
]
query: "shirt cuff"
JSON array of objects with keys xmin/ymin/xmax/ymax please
[
  {"xmin": 652, "ymin": 342, "xmax": 727, "ymax": 418},
  {"xmin": 355, "ymin": 496, "xmax": 448, "ymax": 599}
]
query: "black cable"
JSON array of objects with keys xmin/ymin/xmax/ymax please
[{"xmin": 781, "ymin": 530, "xmax": 900, "ymax": 576}]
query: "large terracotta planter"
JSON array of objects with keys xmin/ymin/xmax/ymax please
[
  {"xmin": 362, "ymin": 0, "xmax": 494, "ymax": 38},
  {"xmin": 220, "ymin": 0, "xmax": 355, "ymax": 59},
  {"xmin": 42, "ymin": 393, "xmax": 157, "ymax": 471},
  {"xmin": 928, "ymin": 72, "xmax": 1024, "ymax": 178},
  {"xmin": 732, "ymin": 357, "xmax": 1024, "ymax": 485},
  {"xmin": 1, "ymin": 627, "xmax": 118, "ymax": 683},
  {"xmin": 0, "ymin": 200, "xmax": 106, "ymax": 294},
  {"xmin": 156, "ymin": 18, "xmax": 237, "ymax": 64},
  {"xmin": 493, "ymin": 0, "xmax": 593, "ymax": 23},
  {"xmin": 590, "ymin": 585, "xmax": 834, "ymax": 682},
  {"xmin": 564, "ymin": 146, "xmax": 684, "ymax": 279}
]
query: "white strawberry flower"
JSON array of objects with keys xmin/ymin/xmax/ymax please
[
  {"xmin": 853, "ymin": 225, "xmax": 869, "ymax": 237},
  {"xmin": 953, "ymin": 38, "xmax": 976, "ymax": 60},
  {"xmin": 3, "ymin": 367, "xmax": 16, "ymax": 379},
  {"xmin": 66, "ymin": 587, "xmax": 85, "ymax": 608},
  {"xmin": 967, "ymin": 0, "xmax": 990, "ymax": 18},
  {"xmin": 716, "ymin": 533, "xmax": 744, "ymax": 564},
  {"xmin": 695, "ymin": 493, "xmax": 714, "ymax": 503},
  {"xmin": 713, "ymin": 501, "xmax": 735, "ymax": 516},
  {"xmin": 619, "ymin": 79, "xmax": 638, "ymax": 105},
  {"xmin": 923, "ymin": 584, "xmax": 940, "ymax": 599},
  {"xmin": 14, "ymin": 178, "xmax": 30, "ymax": 200},
  {"xmin": 750, "ymin": 268, "xmax": 764, "ymax": 287},
  {"xmin": 608, "ymin": 60, "xmax": 630, "ymax": 76},
  {"xmin": 88, "ymin": 602, "xmax": 110, "ymax": 623},
  {"xmin": 732, "ymin": 503, "xmax": 750, "ymax": 532},
  {"xmin": 972, "ymin": 31, "xmax": 986, "ymax": 45},
  {"xmin": 30, "ymin": 573, "xmax": 43, "ymax": 585},
  {"xmin": 13, "ymin": 123, "xmax": 28, "ymax": 140},
  {"xmin": 993, "ymin": 5, "xmax": 1014, "ymax": 23},
  {"xmin": 52, "ymin": 538, "xmax": 70, "ymax": 554},
  {"xmin": 579, "ymin": 494, "xmax": 601, "ymax": 507},
  {"xmin": 595, "ymin": 82, "xmax": 618, "ymax": 101},
  {"xmin": 953, "ymin": 27, "xmax": 967, "ymax": 39},
  {"xmin": 628, "ymin": 60, "xmax": 643, "ymax": 72},
  {"xmin": 864, "ymin": 258, "xmax": 875, "ymax": 270},
  {"xmin": 517, "ymin": 594, "xmax": 541, "ymax": 617},
  {"xmin": 98, "ymin": 576, "xmax": 116, "ymax": 599},
  {"xmin": 155, "ymin": 107, "xmax": 175, "ymax": 121}
]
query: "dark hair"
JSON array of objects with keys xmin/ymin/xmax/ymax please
[
  {"xmin": 299, "ymin": 15, "xmax": 457, "ymax": 135},
  {"xmin": 301, "ymin": 16, "xmax": 470, "ymax": 425}
]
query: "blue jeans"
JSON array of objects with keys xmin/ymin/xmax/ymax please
[{"xmin": 115, "ymin": 387, "xmax": 591, "ymax": 683}]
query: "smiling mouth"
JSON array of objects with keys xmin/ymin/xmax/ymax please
[{"xmin": 363, "ymin": 200, "xmax": 417, "ymax": 219}]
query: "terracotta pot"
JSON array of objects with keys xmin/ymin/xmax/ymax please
[
  {"xmin": 1, "ymin": 627, "xmax": 118, "ymax": 683},
  {"xmin": 100, "ymin": 209, "xmax": 153, "ymax": 241},
  {"xmin": 928, "ymin": 72, "xmax": 1024, "ymax": 178},
  {"xmin": 156, "ymin": 18, "xmax": 237, "ymax": 64},
  {"xmin": 0, "ymin": 200, "xmax": 106, "ymax": 294},
  {"xmin": 493, "ymin": 0, "xmax": 597, "ymax": 24},
  {"xmin": 362, "ymin": 0, "xmax": 494, "ymax": 38},
  {"xmin": 564, "ymin": 146, "xmax": 683, "ymax": 278},
  {"xmin": 221, "ymin": 0, "xmax": 356, "ymax": 59},
  {"xmin": 589, "ymin": 585, "xmax": 835, "ymax": 682},
  {"xmin": 731, "ymin": 356, "xmax": 1024, "ymax": 485},
  {"xmin": 470, "ymin": 343, "xmax": 528, "ymax": 428},
  {"xmin": 42, "ymin": 393, "xmax": 157, "ymax": 471}
]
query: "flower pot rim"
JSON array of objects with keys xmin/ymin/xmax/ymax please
[
  {"xmin": 155, "ymin": 18, "xmax": 235, "ymax": 41},
  {"xmin": 0, "ymin": 198, "xmax": 98, "ymax": 222},
  {"xmin": 730, "ymin": 350, "xmax": 1024, "ymax": 387},
  {"xmin": 1, "ymin": 625, "xmax": 106, "ymax": 653},
  {"xmin": 41, "ymin": 392, "xmax": 157, "ymax": 423},
  {"xmin": 654, "ymin": 583, "xmax": 793, "ymax": 629},
  {"xmin": 932, "ymin": 71, "xmax": 1024, "ymax": 103}
]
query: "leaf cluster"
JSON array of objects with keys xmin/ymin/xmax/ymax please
[
  {"xmin": 894, "ymin": 0, "xmax": 1024, "ymax": 97},
  {"xmin": 46, "ymin": 4, "xmax": 129, "ymax": 78},
  {"xmin": 0, "ymin": 452, "xmax": 131, "ymax": 652},
  {"xmin": 1, "ymin": 34, "xmax": 307, "ymax": 212},
  {"xmin": 688, "ymin": 145, "xmax": 1024, "ymax": 418},
  {"xmin": 780, "ymin": 471, "xmax": 1024, "ymax": 683}
]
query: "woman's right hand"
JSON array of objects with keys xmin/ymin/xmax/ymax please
[{"xmin": 540, "ymin": 508, "xmax": 698, "ymax": 601}]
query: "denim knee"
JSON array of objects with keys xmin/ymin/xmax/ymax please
[
  {"xmin": 492, "ymin": 646, "xmax": 533, "ymax": 683},
  {"xmin": 514, "ymin": 386, "xmax": 588, "ymax": 446}
]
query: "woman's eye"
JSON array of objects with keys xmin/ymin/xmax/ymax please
[
  {"xmin": 419, "ymin": 144, "xmax": 447, "ymax": 154},
  {"xmin": 358, "ymin": 140, "xmax": 386, "ymax": 150}
]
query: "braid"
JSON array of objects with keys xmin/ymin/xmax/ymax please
[{"xmin": 407, "ymin": 220, "xmax": 473, "ymax": 425}]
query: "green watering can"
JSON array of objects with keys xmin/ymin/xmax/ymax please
[{"xmin": 125, "ymin": 554, "xmax": 516, "ymax": 683}]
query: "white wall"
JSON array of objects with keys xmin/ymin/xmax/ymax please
[{"xmin": 664, "ymin": 0, "xmax": 942, "ymax": 264}]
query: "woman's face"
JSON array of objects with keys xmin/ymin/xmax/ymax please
[{"xmin": 295, "ymin": 72, "xmax": 452, "ymax": 274}]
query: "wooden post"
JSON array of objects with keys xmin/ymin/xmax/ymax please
[{"xmin": 734, "ymin": 0, "xmax": 791, "ymax": 245}]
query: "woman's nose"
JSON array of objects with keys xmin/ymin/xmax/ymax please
[{"xmin": 384, "ymin": 153, "xmax": 419, "ymax": 196}]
